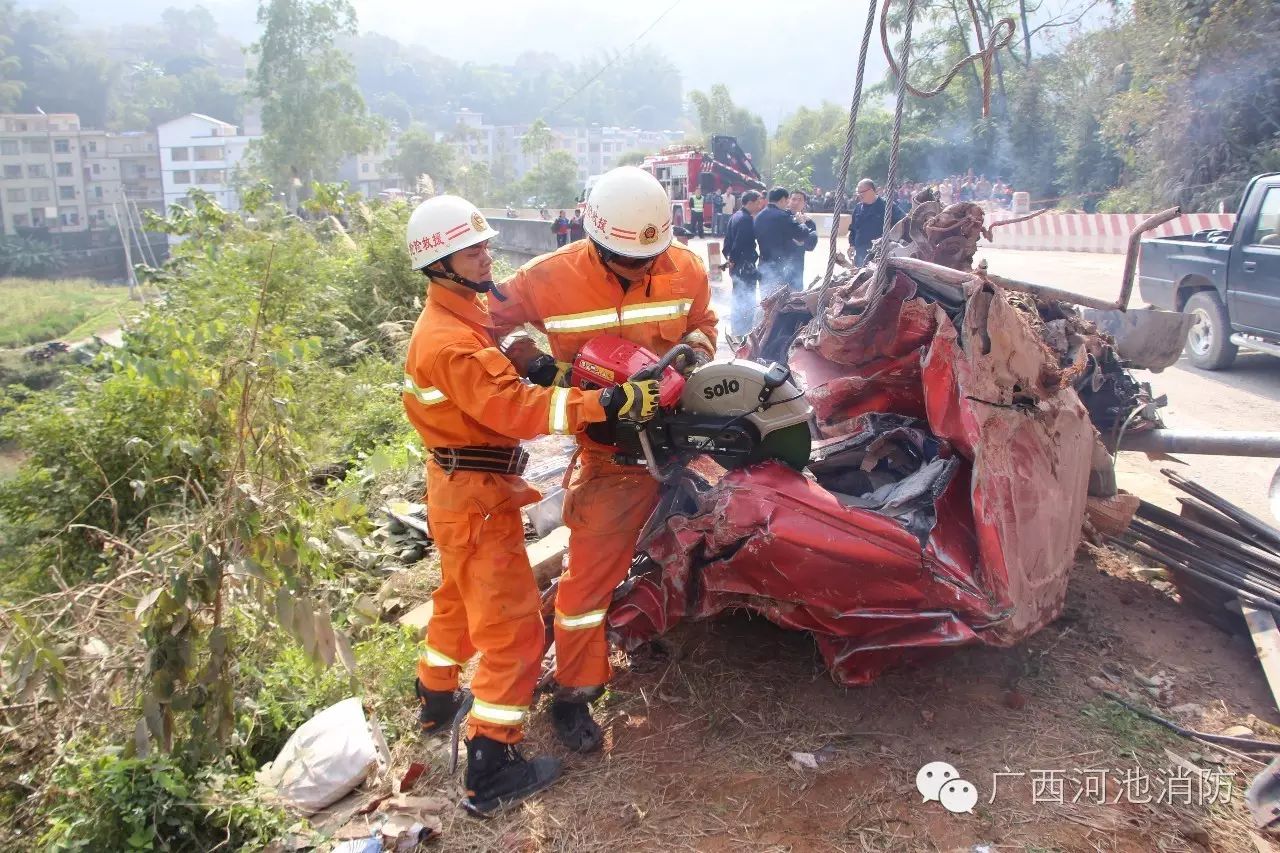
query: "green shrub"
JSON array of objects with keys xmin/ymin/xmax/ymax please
[
  {"xmin": 38, "ymin": 744, "xmax": 288, "ymax": 852},
  {"xmin": 235, "ymin": 621, "xmax": 420, "ymax": 767}
]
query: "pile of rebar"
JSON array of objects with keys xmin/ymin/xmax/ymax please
[{"xmin": 1107, "ymin": 469, "xmax": 1280, "ymax": 618}]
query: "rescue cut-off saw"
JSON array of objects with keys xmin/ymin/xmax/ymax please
[{"xmin": 571, "ymin": 335, "xmax": 814, "ymax": 480}]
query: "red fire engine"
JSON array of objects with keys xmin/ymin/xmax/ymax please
[{"xmin": 642, "ymin": 135, "xmax": 765, "ymax": 228}]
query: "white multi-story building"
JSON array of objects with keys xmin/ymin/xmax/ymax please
[
  {"xmin": 340, "ymin": 134, "xmax": 401, "ymax": 198},
  {"xmin": 445, "ymin": 110, "xmax": 684, "ymax": 187},
  {"xmin": 156, "ymin": 113, "xmax": 258, "ymax": 215}
]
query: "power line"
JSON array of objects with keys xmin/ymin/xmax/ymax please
[{"xmin": 540, "ymin": 0, "xmax": 686, "ymax": 123}]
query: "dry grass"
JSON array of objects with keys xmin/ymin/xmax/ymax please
[{"xmin": 353, "ymin": 553, "xmax": 1280, "ymax": 852}]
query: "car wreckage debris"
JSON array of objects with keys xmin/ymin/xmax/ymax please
[{"xmin": 605, "ymin": 197, "xmax": 1164, "ymax": 686}]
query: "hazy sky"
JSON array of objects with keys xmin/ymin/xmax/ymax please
[{"xmin": 18, "ymin": 0, "xmax": 1110, "ymax": 129}]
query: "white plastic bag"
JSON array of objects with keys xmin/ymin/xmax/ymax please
[{"xmin": 256, "ymin": 697, "xmax": 391, "ymax": 814}]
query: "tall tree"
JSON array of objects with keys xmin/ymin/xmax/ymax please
[
  {"xmin": 0, "ymin": 0, "xmax": 21, "ymax": 111},
  {"xmin": 519, "ymin": 150, "xmax": 579, "ymax": 206},
  {"xmin": 521, "ymin": 118, "xmax": 555, "ymax": 167},
  {"xmin": 248, "ymin": 0, "xmax": 381, "ymax": 194},
  {"xmin": 388, "ymin": 127, "xmax": 457, "ymax": 190},
  {"xmin": 687, "ymin": 85, "xmax": 767, "ymax": 162},
  {"xmin": 10, "ymin": 10, "xmax": 113, "ymax": 127}
]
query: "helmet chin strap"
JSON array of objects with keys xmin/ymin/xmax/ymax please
[{"xmin": 428, "ymin": 256, "xmax": 507, "ymax": 302}]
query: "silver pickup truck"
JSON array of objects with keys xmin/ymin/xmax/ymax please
[{"xmin": 1138, "ymin": 173, "xmax": 1280, "ymax": 370}]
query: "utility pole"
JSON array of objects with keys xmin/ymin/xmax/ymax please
[{"xmin": 112, "ymin": 202, "xmax": 137, "ymax": 299}]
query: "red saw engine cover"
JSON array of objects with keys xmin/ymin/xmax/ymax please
[{"xmin": 570, "ymin": 335, "xmax": 686, "ymax": 408}]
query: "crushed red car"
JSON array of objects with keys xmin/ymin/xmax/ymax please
[{"xmin": 606, "ymin": 246, "xmax": 1121, "ymax": 685}]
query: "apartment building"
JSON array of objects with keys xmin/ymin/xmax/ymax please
[
  {"xmin": 0, "ymin": 113, "xmax": 89, "ymax": 235},
  {"xmin": 447, "ymin": 110, "xmax": 685, "ymax": 186},
  {"xmin": 0, "ymin": 114, "xmax": 165, "ymax": 238},
  {"xmin": 156, "ymin": 113, "xmax": 258, "ymax": 215},
  {"xmin": 340, "ymin": 134, "xmax": 402, "ymax": 199}
]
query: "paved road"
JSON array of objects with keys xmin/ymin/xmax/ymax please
[{"xmin": 689, "ymin": 238, "xmax": 1280, "ymax": 520}]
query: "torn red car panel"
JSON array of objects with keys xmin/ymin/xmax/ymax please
[{"xmin": 609, "ymin": 265, "xmax": 1100, "ymax": 686}]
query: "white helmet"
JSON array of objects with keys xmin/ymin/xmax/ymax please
[
  {"xmin": 406, "ymin": 195, "xmax": 498, "ymax": 271},
  {"xmin": 583, "ymin": 166, "xmax": 672, "ymax": 259}
]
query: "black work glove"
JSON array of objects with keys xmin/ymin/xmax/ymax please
[{"xmin": 527, "ymin": 353, "xmax": 572, "ymax": 388}]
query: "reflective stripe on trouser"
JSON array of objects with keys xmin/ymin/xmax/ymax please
[
  {"xmin": 417, "ymin": 507, "xmax": 541, "ymax": 744},
  {"xmin": 555, "ymin": 450, "xmax": 661, "ymax": 688}
]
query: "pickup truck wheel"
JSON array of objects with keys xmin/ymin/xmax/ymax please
[{"xmin": 1183, "ymin": 290, "xmax": 1238, "ymax": 370}]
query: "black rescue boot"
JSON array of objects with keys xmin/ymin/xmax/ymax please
[
  {"xmin": 415, "ymin": 679, "xmax": 461, "ymax": 736},
  {"xmin": 462, "ymin": 736, "xmax": 562, "ymax": 817},
  {"xmin": 550, "ymin": 700, "xmax": 603, "ymax": 753}
]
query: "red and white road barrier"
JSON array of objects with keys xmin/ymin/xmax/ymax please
[{"xmin": 982, "ymin": 211, "xmax": 1235, "ymax": 254}]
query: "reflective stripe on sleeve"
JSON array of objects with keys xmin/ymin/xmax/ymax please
[
  {"xmin": 470, "ymin": 698, "xmax": 528, "ymax": 726},
  {"xmin": 618, "ymin": 299, "xmax": 693, "ymax": 326},
  {"xmin": 555, "ymin": 608, "xmax": 608, "ymax": 630},
  {"xmin": 403, "ymin": 375, "xmax": 447, "ymax": 406},
  {"xmin": 549, "ymin": 386, "xmax": 570, "ymax": 435},
  {"xmin": 544, "ymin": 308, "xmax": 621, "ymax": 333},
  {"xmin": 421, "ymin": 646, "xmax": 465, "ymax": 668}
]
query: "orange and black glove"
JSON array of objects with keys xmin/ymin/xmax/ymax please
[{"xmin": 601, "ymin": 380, "xmax": 660, "ymax": 423}]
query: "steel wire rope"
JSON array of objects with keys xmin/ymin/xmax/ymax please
[
  {"xmin": 818, "ymin": 0, "xmax": 881, "ymax": 298},
  {"xmin": 872, "ymin": 0, "xmax": 918, "ymax": 293}
]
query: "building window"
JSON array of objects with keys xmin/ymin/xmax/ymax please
[
  {"xmin": 13, "ymin": 214, "xmax": 28, "ymax": 228},
  {"xmin": 0, "ymin": 141, "xmax": 16, "ymax": 155},
  {"xmin": 173, "ymin": 170, "xmax": 191, "ymax": 185},
  {"xmin": 86, "ymin": 141, "xmax": 97, "ymax": 153},
  {"xmin": 171, "ymin": 147, "xmax": 190, "ymax": 161},
  {"xmin": 54, "ymin": 138, "xmax": 70, "ymax": 153},
  {"xmin": 56, "ymin": 162, "xmax": 72, "ymax": 177},
  {"xmin": 27, "ymin": 164, "xmax": 47, "ymax": 178},
  {"xmin": 193, "ymin": 146, "xmax": 224, "ymax": 161},
  {"xmin": 361, "ymin": 163, "xmax": 370, "ymax": 173},
  {"xmin": 59, "ymin": 185, "xmax": 75, "ymax": 200},
  {"xmin": 95, "ymin": 209, "xmax": 106, "ymax": 222},
  {"xmin": 94, "ymin": 186, "xmax": 103, "ymax": 199},
  {"xmin": 31, "ymin": 187, "xmax": 49, "ymax": 202},
  {"xmin": 15, "ymin": 121, "xmax": 27, "ymax": 132},
  {"xmin": 30, "ymin": 208, "xmax": 45, "ymax": 226},
  {"xmin": 124, "ymin": 144, "xmax": 133, "ymax": 153},
  {"xmin": 92, "ymin": 163, "xmax": 100, "ymax": 175},
  {"xmin": 5, "ymin": 188, "xmax": 26, "ymax": 202},
  {"xmin": 58, "ymin": 208, "xmax": 80, "ymax": 226},
  {"xmin": 25, "ymin": 139, "xmax": 49, "ymax": 154},
  {"xmin": 195, "ymin": 169, "xmax": 224, "ymax": 184},
  {"xmin": 3, "ymin": 165, "xmax": 19, "ymax": 179}
]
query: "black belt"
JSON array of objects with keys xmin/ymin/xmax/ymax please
[{"xmin": 432, "ymin": 446, "xmax": 529, "ymax": 475}]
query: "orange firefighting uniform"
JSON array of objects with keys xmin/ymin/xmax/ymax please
[
  {"xmin": 404, "ymin": 281, "xmax": 608, "ymax": 744},
  {"xmin": 491, "ymin": 240, "xmax": 718, "ymax": 690}
]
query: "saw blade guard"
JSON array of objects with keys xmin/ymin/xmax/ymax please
[{"xmin": 679, "ymin": 359, "xmax": 814, "ymax": 469}]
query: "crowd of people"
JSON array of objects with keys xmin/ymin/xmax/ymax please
[
  {"xmin": 720, "ymin": 178, "xmax": 902, "ymax": 336},
  {"xmin": 794, "ymin": 173, "xmax": 1018, "ymax": 214}
]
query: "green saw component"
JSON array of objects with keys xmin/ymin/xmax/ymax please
[{"xmin": 745, "ymin": 421, "xmax": 813, "ymax": 471}]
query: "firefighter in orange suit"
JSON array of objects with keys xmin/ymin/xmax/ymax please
[
  {"xmin": 491, "ymin": 166, "xmax": 718, "ymax": 754},
  {"xmin": 402, "ymin": 194, "xmax": 660, "ymax": 816}
]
